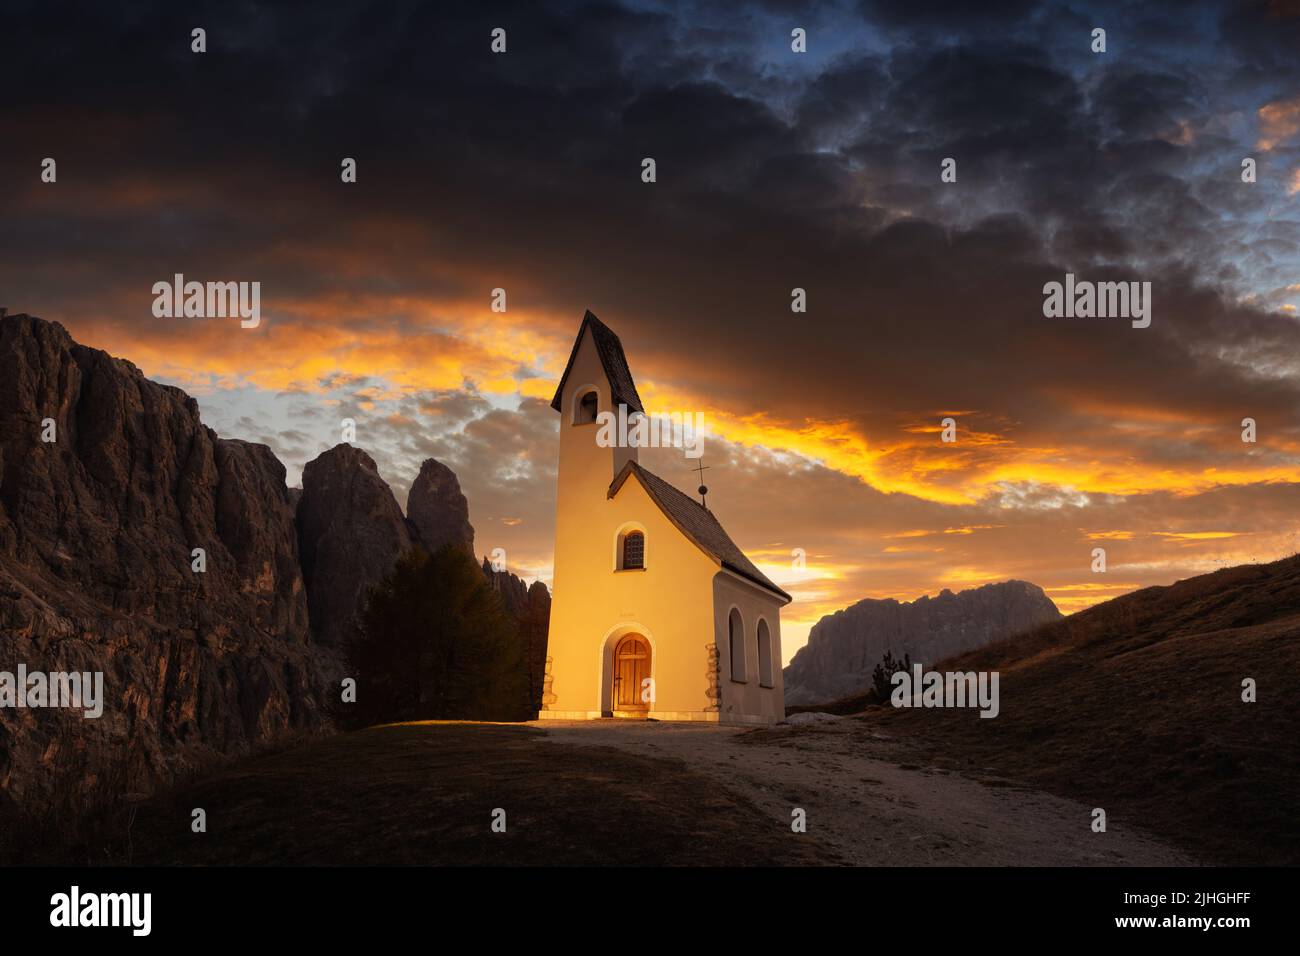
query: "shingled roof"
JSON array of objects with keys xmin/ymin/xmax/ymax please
[
  {"xmin": 550, "ymin": 310, "xmax": 644, "ymax": 415},
  {"xmin": 609, "ymin": 461, "xmax": 792, "ymax": 604}
]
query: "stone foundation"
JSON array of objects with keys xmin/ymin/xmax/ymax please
[
  {"xmin": 704, "ymin": 643, "xmax": 721, "ymax": 712},
  {"xmin": 540, "ymin": 655, "xmax": 557, "ymax": 709}
]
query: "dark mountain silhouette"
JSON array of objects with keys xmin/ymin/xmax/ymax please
[{"xmin": 784, "ymin": 580, "xmax": 1062, "ymax": 706}]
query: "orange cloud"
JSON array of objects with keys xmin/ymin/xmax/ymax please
[
  {"xmin": 68, "ymin": 300, "xmax": 1300, "ymax": 521},
  {"xmin": 642, "ymin": 380, "xmax": 1300, "ymax": 507},
  {"xmin": 68, "ymin": 294, "xmax": 569, "ymax": 400},
  {"xmin": 1258, "ymin": 96, "xmax": 1300, "ymax": 150}
]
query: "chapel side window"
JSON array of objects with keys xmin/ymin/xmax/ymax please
[
  {"xmin": 757, "ymin": 618, "xmax": 773, "ymax": 688},
  {"xmin": 728, "ymin": 608, "xmax": 746, "ymax": 682}
]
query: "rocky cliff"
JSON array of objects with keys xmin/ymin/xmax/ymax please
[
  {"xmin": 297, "ymin": 444, "xmax": 412, "ymax": 649},
  {"xmin": 0, "ymin": 314, "xmax": 550, "ymax": 825},
  {"xmin": 0, "ymin": 314, "xmax": 327, "ymax": 815},
  {"xmin": 406, "ymin": 458, "xmax": 475, "ymax": 556},
  {"xmin": 783, "ymin": 581, "xmax": 1062, "ymax": 706}
]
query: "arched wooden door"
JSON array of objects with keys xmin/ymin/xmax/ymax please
[{"xmin": 612, "ymin": 635, "xmax": 651, "ymax": 714}]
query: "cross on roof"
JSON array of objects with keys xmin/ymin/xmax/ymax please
[{"xmin": 692, "ymin": 459, "xmax": 710, "ymax": 507}]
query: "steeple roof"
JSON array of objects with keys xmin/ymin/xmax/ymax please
[
  {"xmin": 550, "ymin": 310, "xmax": 644, "ymax": 415},
  {"xmin": 609, "ymin": 461, "xmax": 792, "ymax": 604}
]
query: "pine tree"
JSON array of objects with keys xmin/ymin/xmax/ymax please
[{"xmin": 343, "ymin": 545, "xmax": 529, "ymax": 727}]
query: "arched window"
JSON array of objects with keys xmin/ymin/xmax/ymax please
[
  {"xmin": 757, "ymin": 619, "xmax": 773, "ymax": 687},
  {"xmin": 622, "ymin": 531, "xmax": 644, "ymax": 570},
  {"xmin": 574, "ymin": 389, "xmax": 598, "ymax": 424},
  {"xmin": 728, "ymin": 608, "xmax": 746, "ymax": 682}
]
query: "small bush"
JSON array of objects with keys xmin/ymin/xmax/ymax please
[{"xmin": 871, "ymin": 650, "xmax": 912, "ymax": 701}]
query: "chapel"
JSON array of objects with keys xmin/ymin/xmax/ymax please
[{"xmin": 539, "ymin": 311, "xmax": 790, "ymax": 724}]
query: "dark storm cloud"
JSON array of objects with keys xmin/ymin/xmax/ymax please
[
  {"xmin": 1220, "ymin": 0, "xmax": 1300, "ymax": 76},
  {"xmin": 2, "ymin": 0, "xmax": 1299, "ymax": 630},
  {"xmin": 4, "ymin": 1, "xmax": 1294, "ymax": 424},
  {"xmin": 859, "ymin": 0, "xmax": 1041, "ymax": 31}
]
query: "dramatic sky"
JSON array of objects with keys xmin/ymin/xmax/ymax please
[{"xmin": 3, "ymin": 0, "xmax": 1299, "ymax": 662}]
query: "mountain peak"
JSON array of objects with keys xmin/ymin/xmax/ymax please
[{"xmin": 784, "ymin": 580, "xmax": 1062, "ymax": 707}]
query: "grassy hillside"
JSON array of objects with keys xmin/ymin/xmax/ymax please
[
  {"xmin": 853, "ymin": 554, "xmax": 1300, "ymax": 865},
  {"xmin": 15, "ymin": 722, "xmax": 839, "ymax": 866}
]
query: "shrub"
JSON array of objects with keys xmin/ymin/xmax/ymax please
[{"xmin": 870, "ymin": 650, "xmax": 912, "ymax": 701}]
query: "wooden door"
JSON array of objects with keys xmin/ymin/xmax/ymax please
[{"xmin": 613, "ymin": 635, "xmax": 650, "ymax": 712}]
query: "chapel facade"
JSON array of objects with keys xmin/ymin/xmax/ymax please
[{"xmin": 538, "ymin": 311, "xmax": 791, "ymax": 724}]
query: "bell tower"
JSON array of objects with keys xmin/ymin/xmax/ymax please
[
  {"xmin": 550, "ymin": 311, "xmax": 643, "ymax": 502},
  {"xmin": 543, "ymin": 311, "xmax": 645, "ymax": 716}
]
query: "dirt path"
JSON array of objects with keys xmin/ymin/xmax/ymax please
[{"xmin": 535, "ymin": 718, "xmax": 1196, "ymax": 866}]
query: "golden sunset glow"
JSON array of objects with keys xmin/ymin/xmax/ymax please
[
  {"xmin": 7, "ymin": 0, "xmax": 1300, "ymax": 675},
  {"xmin": 45, "ymin": 298, "xmax": 1300, "ymax": 667}
]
